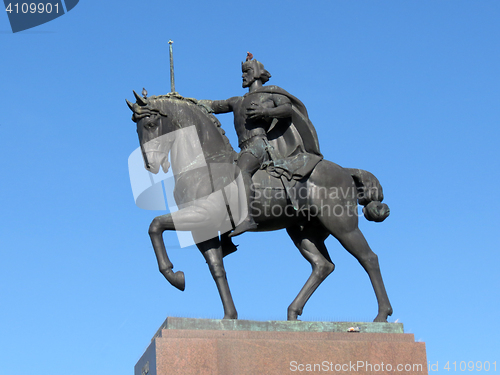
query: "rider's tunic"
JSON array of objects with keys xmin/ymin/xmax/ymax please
[{"xmin": 211, "ymin": 92, "xmax": 291, "ymax": 165}]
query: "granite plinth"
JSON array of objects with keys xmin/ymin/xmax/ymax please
[{"xmin": 135, "ymin": 317, "xmax": 427, "ymax": 375}]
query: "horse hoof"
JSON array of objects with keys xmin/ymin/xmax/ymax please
[
  {"xmin": 373, "ymin": 315, "xmax": 388, "ymax": 323},
  {"xmin": 165, "ymin": 270, "xmax": 185, "ymax": 291},
  {"xmin": 287, "ymin": 310, "xmax": 301, "ymax": 321},
  {"xmin": 373, "ymin": 306, "xmax": 393, "ymax": 322},
  {"xmin": 173, "ymin": 271, "xmax": 185, "ymax": 291}
]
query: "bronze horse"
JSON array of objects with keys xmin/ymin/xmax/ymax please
[{"xmin": 127, "ymin": 91, "xmax": 393, "ymax": 322}]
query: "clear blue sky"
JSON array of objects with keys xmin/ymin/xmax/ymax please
[{"xmin": 1, "ymin": 1, "xmax": 499, "ymax": 374}]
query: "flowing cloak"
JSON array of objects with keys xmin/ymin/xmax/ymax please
[{"xmin": 246, "ymin": 85, "xmax": 323, "ymax": 181}]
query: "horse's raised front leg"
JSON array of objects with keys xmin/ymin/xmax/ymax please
[
  {"xmin": 196, "ymin": 236, "xmax": 238, "ymax": 319},
  {"xmin": 148, "ymin": 200, "xmax": 227, "ymax": 291},
  {"xmin": 286, "ymin": 225, "xmax": 334, "ymax": 321},
  {"xmin": 148, "ymin": 213, "xmax": 185, "ymax": 291},
  {"xmin": 335, "ymin": 228, "xmax": 393, "ymax": 322}
]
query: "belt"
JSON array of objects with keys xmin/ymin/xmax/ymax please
[{"xmin": 238, "ymin": 134, "xmax": 267, "ymax": 149}]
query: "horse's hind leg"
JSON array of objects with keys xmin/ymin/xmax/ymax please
[
  {"xmin": 196, "ymin": 235, "xmax": 238, "ymax": 319},
  {"xmin": 286, "ymin": 224, "xmax": 335, "ymax": 321},
  {"xmin": 335, "ymin": 228, "xmax": 393, "ymax": 322}
]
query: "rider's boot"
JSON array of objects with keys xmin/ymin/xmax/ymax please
[
  {"xmin": 221, "ymin": 232, "xmax": 239, "ymax": 257},
  {"xmin": 229, "ymin": 172, "xmax": 258, "ymax": 238}
]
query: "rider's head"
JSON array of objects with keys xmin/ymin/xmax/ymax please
[{"xmin": 241, "ymin": 55, "xmax": 271, "ymax": 88}]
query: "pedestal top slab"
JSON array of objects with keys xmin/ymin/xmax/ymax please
[{"xmin": 154, "ymin": 317, "xmax": 403, "ymax": 340}]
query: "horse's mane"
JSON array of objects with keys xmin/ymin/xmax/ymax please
[{"xmin": 130, "ymin": 92, "xmax": 235, "ymax": 155}]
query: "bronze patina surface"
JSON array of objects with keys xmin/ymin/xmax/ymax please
[{"xmin": 127, "ymin": 53, "xmax": 393, "ymax": 323}]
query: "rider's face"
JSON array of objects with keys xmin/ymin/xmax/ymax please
[{"xmin": 242, "ymin": 67, "xmax": 256, "ymax": 88}]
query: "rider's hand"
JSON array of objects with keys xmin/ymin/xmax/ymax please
[{"xmin": 246, "ymin": 105, "xmax": 268, "ymax": 120}]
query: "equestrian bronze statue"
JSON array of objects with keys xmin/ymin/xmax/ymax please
[{"xmin": 126, "ymin": 54, "xmax": 392, "ymax": 322}]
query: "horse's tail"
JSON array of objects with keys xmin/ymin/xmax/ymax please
[{"xmin": 345, "ymin": 168, "xmax": 390, "ymax": 222}]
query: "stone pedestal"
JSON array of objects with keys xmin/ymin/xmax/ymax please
[{"xmin": 135, "ymin": 317, "xmax": 427, "ymax": 375}]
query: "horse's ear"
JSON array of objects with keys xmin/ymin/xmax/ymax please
[
  {"xmin": 125, "ymin": 99, "xmax": 135, "ymax": 112},
  {"xmin": 133, "ymin": 90, "xmax": 147, "ymax": 106}
]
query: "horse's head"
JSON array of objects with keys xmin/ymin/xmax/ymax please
[
  {"xmin": 126, "ymin": 91, "xmax": 184, "ymax": 174},
  {"xmin": 128, "ymin": 90, "xmax": 236, "ymax": 176}
]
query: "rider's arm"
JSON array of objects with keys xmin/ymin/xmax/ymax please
[
  {"xmin": 198, "ymin": 97, "xmax": 238, "ymax": 114},
  {"xmin": 246, "ymin": 94, "xmax": 292, "ymax": 120},
  {"xmin": 267, "ymin": 94, "xmax": 292, "ymax": 118}
]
